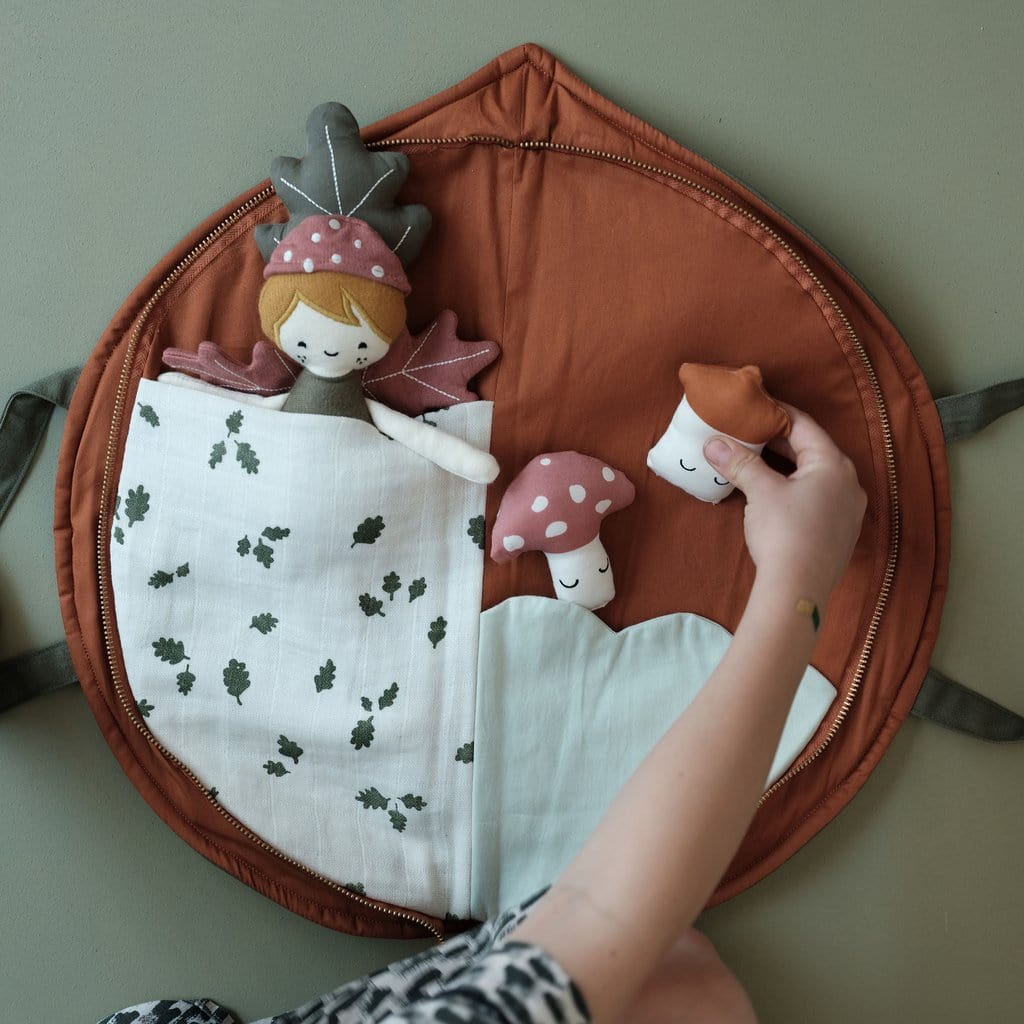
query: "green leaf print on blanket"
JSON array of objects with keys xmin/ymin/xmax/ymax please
[
  {"xmin": 208, "ymin": 410, "xmax": 260, "ymax": 475},
  {"xmin": 351, "ymin": 515, "xmax": 385, "ymax": 548},
  {"xmin": 236, "ymin": 526, "xmax": 290, "ymax": 568},
  {"xmin": 152, "ymin": 637, "xmax": 189, "ymax": 664},
  {"xmin": 263, "ymin": 760, "xmax": 290, "ymax": 777},
  {"xmin": 223, "ymin": 659, "xmax": 251, "ymax": 705},
  {"xmin": 355, "ymin": 786, "xmax": 428, "ymax": 833},
  {"xmin": 382, "ymin": 571, "xmax": 401, "ymax": 601},
  {"xmin": 277, "ymin": 735, "xmax": 304, "ymax": 764},
  {"xmin": 428, "ymin": 616, "xmax": 448, "ymax": 649},
  {"xmin": 250, "ymin": 613, "xmax": 279, "ymax": 634},
  {"xmin": 351, "ymin": 717, "xmax": 375, "ymax": 750},
  {"xmin": 359, "ymin": 594, "xmax": 386, "ymax": 618},
  {"xmin": 125, "ymin": 485, "xmax": 150, "ymax": 527},
  {"xmin": 455, "ymin": 742, "xmax": 474, "ymax": 764},
  {"xmin": 350, "ymin": 684, "xmax": 400, "ymax": 750},
  {"xmin": 136, "ymin": 698, "xmax": 154, "ymax": 718},
  {"xmin": 137, "ymin": 403, "xmax": 160, "ymax": 427},
  {"xmin": 408, "ymin": 577, "xmax": 427, "ymax": 602},
  {"xmin": 314, "ymin": 659, "xmax": 336, "ymax": 692},
  {"xmin": 467, "ymin": 515, "xmax": 485, "ymax": 550},
  {"xmin": 176, "ymin": 666, "xmax": 196, "ymax": 695},
  {"xmin": 148, "ymin": 563, "xmax": 190, "ymax": 589}
]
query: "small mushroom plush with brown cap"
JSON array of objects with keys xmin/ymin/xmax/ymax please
[
  {"xmin": 491, "ymin": 452, "xmax": 635, "ymax": 610},
  {"xmin": 647, "ymin": 363, "xmax": 791, "ymax": 503}
]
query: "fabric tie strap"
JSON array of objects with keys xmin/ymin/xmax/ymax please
[
  {"xmin": 911, "ymin": 668, "xmax": 1023, "ymax": 742},
  {"xmin": 0, "ymin": 368, "xmax": 81, "ymax": 710},
  {"xmin": 936, "ymin": 376, "xmax": 1024, "ymax": 444}
]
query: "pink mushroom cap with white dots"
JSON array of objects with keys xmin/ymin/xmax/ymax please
[
  {"xmin": 263, "ymin": 213, "xmax": 411, "ymax": 295},
  {"xmin": 490, "ymin": 451, "xmax": 636, "ymax": 563}
]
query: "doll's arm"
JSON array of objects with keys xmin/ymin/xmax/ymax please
[{"xmin": 366, "ymin": 399, "xmax": 499, "ymax": 484}]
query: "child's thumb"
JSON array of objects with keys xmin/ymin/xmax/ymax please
[{"xmin": 702, "ymin": 436, "xmax": 774, "ymax": 497}]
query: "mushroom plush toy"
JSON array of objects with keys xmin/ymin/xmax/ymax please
[
  {"xmin": 491, "ymin": 452, "xmax": 635, "ymax": 610},
  {"xmin": 647, "ymin": 363, "xmax": 791, "ymax": 503}
]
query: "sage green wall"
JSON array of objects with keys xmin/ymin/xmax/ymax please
[{"xmin": 1, "ymin": 2, "xmax": 1021, "ymax": 1021}]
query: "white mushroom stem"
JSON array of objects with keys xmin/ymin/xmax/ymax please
[{"xmin": 543, "ymin": 534, "xmax": 616, "ymax": 611}]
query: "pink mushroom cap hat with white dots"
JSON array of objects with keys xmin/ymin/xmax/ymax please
[
  {"xmin": 491, "ymin": 451, "xmax": 636, "ymax": 610},
  {"xmin": 263, "ymin": 214, "xmax": 411, "ymax": 295}
]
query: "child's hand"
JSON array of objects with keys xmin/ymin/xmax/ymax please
[{"xmin": 702, "ymin": 405, "xmax": 866, "ymax": 602}]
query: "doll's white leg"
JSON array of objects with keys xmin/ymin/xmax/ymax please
[{"xmin": 366, "ymin": 399, "xmax": 499, "ymax": 484}]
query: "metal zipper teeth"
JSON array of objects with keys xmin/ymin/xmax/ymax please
[
  {"xmin": 371, "ymin": 135, "xmax": 901, "ymax": 804},
  {"xmin": 95, "ymin": 185, "xmax": 443, "ymax": 942}
]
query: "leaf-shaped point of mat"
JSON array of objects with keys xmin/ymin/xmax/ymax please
[
  {"xmin": 176, "ymin": 563, "xmax": 190, "ymax": 578},
  {"xmin": 250, "ymin": 613, "xmax": 279, "ymax": 635},
  {"xmin": 361, "ymin": 311, "xmax": 500, "ymax": 417},
  {"xmin": 225, "ymin": 410, "xmax": 244, "ymax": 435},
  {"xmin": 382, "ymin": 571, "xmax": 401, "ymax": 601},
  {"xmin": 152, "ymin": 637, "xmax": 188, "ymax": 664},
  {"xmin": 261, "ymin": 526, "xmax": 291, "ymax": 541},
  {"xmin": 359, "ymin": 594, "xmax": 385, "ymax": 618},
  {"xmin": 278, "ymin": 735, "xmax": 303, "ymax": 764},
  {"xmin": 408, "ymin": 577, "xmax": 426, "ymax": 603},
  {"xmin": 176, "ymin": 667, "xmax": 196, "ymax": 695},
  {"xmin": 388, "ymin": 809, "xmax": 408, "ymax": 833},
  {"xmin": 350, "ymin": 717, "xmax": 375, "ymax": 750},
  {"xmin": 223, "ymin": 659, "xmax": 250, "ymax": 705},
  {"xmin": 253, "ymin": 541, "xmax": 275, "ymax": 568},
  {"xmin": 378, "ymin": 683, "xmax": 398, "ymax": 710},
  {"xmin": 237, "ymin": 536, "xmax": 251, "ymax": 557},
  {"xmin": 399, "ymin": 794, "xmax": 427, "ymax": 811},
  {"xmin": 253, "ymin": 102, "xmax": 431, "ymax": 265},
  {"xmin": 125, "ymin": 485, "xmax": 150, "ymax": 527},
  {"xmin": 351, "ymin": 515, "xmax": 385, "ymax": 548},
  {"xmin": 428, "ymin": 616, "xmax": 448, "ymax": 649},
  {"xmin": 137, "ymin": 403, "xmax": 160, "ymax": 427},
  {"xmin": 455, "ymin": 742, "xmax": 474, "ymax": 764},
  {"xmin": 136, "ymin": 698, "xmax": 154, "ymax": 718},
  {"xmin": 162, "ymin": 341, "xmax": 300, "ymax": 396},
  {"xmin": 234, "ymin": 441, "xmax": 260, "ymax": 475},
  {"xmin": 356, "ymin": 786, "xmax": 389, "ymax": 811},
  {"xmin": 467, "ymin": 515, "xmax": 485, "ymax": 550},
  {"xmin": 360, "ymin": 696, "xmax": 372, "ymax": 712},
  {"xmin": 263, "ymin": 760, "xmax": 290, "ymax": 777},
  {"xmin": 314, "ymin": 659, "xmax": 336, "ymax": 692},
  {"xmin": 209, "ymin": 440, "xmax": 226, "ymax": 469},
  {"xmin": 344, "ymin": 881, "xmax": 366, "ymax": 895},
  {"xmin": 148, "ymin": 570, "xmax": 174, "ymax": 589},
  {"xmin": 113, "ymin": 527, "xmax": 124, "ymax": 546}
]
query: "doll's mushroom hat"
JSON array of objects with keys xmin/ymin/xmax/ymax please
[
  {"xmin": 264, "ymin": 214, "xmax": 411, "ymax": 295},
  {"xmin": 491, "ymin": 452, "xmax": 635, "ymax": 610},
  {"xmin": 677, "ymin": 363, "xmax": 791, "ymax": 443}
]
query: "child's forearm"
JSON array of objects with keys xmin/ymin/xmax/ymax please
[{"xmin": 510, "ymin": 568, "xmax": 822, "ymax": 1015}]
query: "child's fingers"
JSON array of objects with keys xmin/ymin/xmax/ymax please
[{"xmin": 775, "ymin": 403, "xmax": 846, "ymax": 465}]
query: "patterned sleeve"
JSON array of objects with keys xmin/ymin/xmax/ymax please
[{"xmin": 379, "ymin": 940, "xmax": 591, "ymax": 1024}]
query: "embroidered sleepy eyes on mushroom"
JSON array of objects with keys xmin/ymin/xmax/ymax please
[
  {"xmin": 491, "ymin": 451, "xmax": 636, "ymax": 611},
  {"xmin": 649, "ymin": 362, "xmax": 792, "ymax": 504}
]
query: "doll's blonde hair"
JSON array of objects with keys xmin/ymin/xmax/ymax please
[{"xmin": 258, "ymin": 271, "xmax": 406, "ymax": 347}]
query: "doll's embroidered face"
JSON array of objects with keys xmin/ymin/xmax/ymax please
[
  {"xmin": 276, "ymin": 299, "xmax": 390, "ymax": 379},
  {"xmin": 647, "ymin": 396, "xmax": 763, "ymax": 503}
]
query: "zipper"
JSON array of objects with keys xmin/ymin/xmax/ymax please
[
  {"xmin": 369, "ymin": 135, "xmax": 900, "ymax": 805},
  {"xmin": 95, "ymin": 135, "xmax": 898, "ymax": 924},
  {"xmin": 95, "ymin": 185, "xmax": 443, "ymax": 943}
]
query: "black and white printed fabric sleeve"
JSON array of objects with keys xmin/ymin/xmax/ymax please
[{"xmin": 376, "ymin": 940, "xmax": 591, "ymax": 1023}]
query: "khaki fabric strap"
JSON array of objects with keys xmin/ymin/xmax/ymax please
[
  {"xmin": 936, "ymin": 377, "xmax": 1024, "ymax": 444},
  {"xmin": 911, "ymin": 668, "xmax": 1023, "ymax": 742},
  {"xmin": 1, "ymin": 368, "xmax": 81, "ymax": 710},
  {"xmin": 0, "ymin": 641, "xmax": 78, "ymax": 713}
]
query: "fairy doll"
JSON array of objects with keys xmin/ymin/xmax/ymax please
[{"xmin": 163, "ymin": 103, "xmax": 499, "ymax": 484}]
